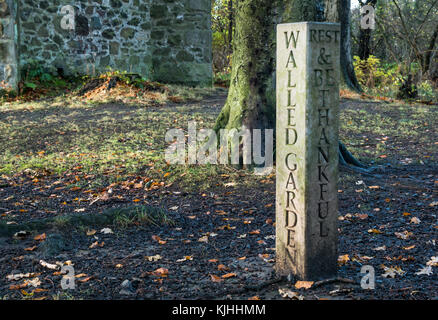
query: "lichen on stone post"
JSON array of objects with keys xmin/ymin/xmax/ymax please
[{"xmin": 276, "ymin": 22, "xmax": 340, "ymax": 281}]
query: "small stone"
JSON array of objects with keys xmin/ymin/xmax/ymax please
[
  {"xmin": 119, "ymin": 280, "xmax": 135, "ymax": 296},
  {"xmin": 39, "ymin": 234, "xmax": 71, "ymax": 257}
]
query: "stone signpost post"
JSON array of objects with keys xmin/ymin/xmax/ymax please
[
  {"xmin": 276, "ymin": 22, "xmax": 340, "ymax": 281},
  {"xmin": 0, "ymin": 0, "xmax": 18, "ymax": 91}
]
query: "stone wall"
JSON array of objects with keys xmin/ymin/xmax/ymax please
[
  {"xmin": 0, "ymin": 0, "xmax": 19, "ymax": 90},
  {"xmin": 15, "ymin": 0, "xmax": 212, "ymax": 87}
]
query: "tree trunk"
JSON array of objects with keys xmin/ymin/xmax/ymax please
[
  {"xmin": 359, "ymin": 29, "xmax": 372, "ymax": 59},
  {"xmin": 339, "ymin": 0, "xmax": 362, "ymax": 92},
  {"xmin": 214, "ymin": 0, "xmax": 277, "ymax": 133},
  {"xmin": 358, "ymin": 0, "xmax": 377, "ymax": 60},
  {"xmin": 424, "ymin": 23, "xmax": 438, "ymax": 75},
  {"xmin": 215, "ymin": 0, "xmax": 367, "ymax": 169},
  {"xmin": 228, "ymin": 0, "xmax": 234, "ymax": 53},
  {"xmin": 216, "ymin": 0, "xmax": 361, "ymax": 132}
]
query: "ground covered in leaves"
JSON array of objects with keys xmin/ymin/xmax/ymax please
[{"xmin": 0, "ymin": 89, "xmax": 437, "ymax": 300}]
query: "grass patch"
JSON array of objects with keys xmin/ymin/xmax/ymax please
[
  {"xmin": 112, "ymin": 205, "xmax": 174, "ymax": 228},
  {"xmin": 0, "ymin": 205, "xmax": 173, "ymax": 237},
  {"xmin": 0, "ymin": 85, "xmax": 436, "ymax": 196},
  {"xmin": 340, "ymin": 101, "xmax": 437, "ymax": 164}
]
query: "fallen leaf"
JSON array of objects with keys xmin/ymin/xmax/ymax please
[
  {"xmin": 218, "ymin": 264, "xmax": 229, "ymax": 271},
  {"xmin": 39, "ymin": 260, "xmax": 59, "ymax": 270},
  {"xmin": 34, "ymin": 233, "xmax": 46, "ymax": 241},
  {"xmin": 153, "ymin": 268, "xmax": 169, "ymax": 277},
  {"xmin": 100, "ymin": 228, "xmax": 114, "ymax": 234},
  {"xmin": 415, "ymin": 266, "xmax": 433, "ymax": 276},
  {"xmin": 86, "ymin": 229, "xmax": 97, "ymax": 236},
  {"xmin": 89, "ymin": 241, "xmax": 104, "ymax": 249},
  {"xmin": 26, "ymin": 277, "xmax": 41, "ymax": 288},
  {"xmin": 198, "ymin": 235, "xmax": 209, "ymax": 243},
  {"xmin": 395, "ymin": 231, "xmax": 413, "ymax": 240},
  {"xmin": 77, "ymin": 276, "xmax": 92, "ymax": 283},
  {"xmin": 7, "ymin": 273, "xmax": 41, "ymax": 281},
  {"xmin": 134, "ymin": 181, "xmax": 143, "ymax": 189},
  {"xmin": 248, "ymin": 296, "xmax": 261, "ymax": 300},
  {"xmin": 382, "ymin": 266, "xmax": 406, "ymax": 278},
  {"xmin": 279, "ymin": 288, "xmax": 304, "ymax": 300},
  {"xmin": 9, "ymin": 282, "xmax": 28, "ymax": 290},
  {"xmin": 152, "ymin": 235, "xmax": 167, "ymax": 245},
  {"xmin": 410, "ymin": 217, "xmax": 421, "ymax": 224},
  {"xmin": 177, "ymin": 256, "xmax": 193, "ymax": 263},
  {"xmin": 426, "ymin": 257, "xmax": 438, "ymax": 267},
  {"xmin": 295, "ymin": 281, "xmax": 314, "ymax": 290},
  {"xmin": 222, "ymin": 273, "xmax": 237, "ymax": 279},
  {"xmin": 210, "ymin": 274, "xmax": 223, "ymax": 283},
  {"xmin": 359, "ymin": 256, "xmax": 374, "ymax": 261},
  {"xmin": 338, "ymin": 254, "xmax": 350, "ymax": 265},
  {"xmin": 89, "ymin": 241, "xmax": 99, "ymax": 249},
  {"xmin": 145, "ymin": 255, "xmax": 162, "ymax": 262}
]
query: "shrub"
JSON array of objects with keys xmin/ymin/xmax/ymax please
[
  {"xmin": 354, "ymin": 55, "xmax": 408, "ymax": 98},
  {"xmin": 417, "ymin": 80, "xmax": 437, "ymax": 101},
  {"xmin": 214, "ymin": 71, "xmax": 231, "ymax": 87}
]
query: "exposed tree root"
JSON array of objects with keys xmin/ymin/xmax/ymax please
[
  {"xmin": 312, "ymin": 277, "xmax": 356, "ymax": 289},
  {"xmin": 339, "ymin": 141, "xmax": 383, "ymax": 175}
]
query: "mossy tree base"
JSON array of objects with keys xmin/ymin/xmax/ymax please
[{"xmin": 214, "ymin": 0, "xmax": 277, "ymax": 133}]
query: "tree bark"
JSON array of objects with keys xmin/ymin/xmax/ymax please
[
  {"xmin": 327, "ymin": 0, "xmax": 362, "ymax": 92},
  {"xmin": 424, "ymin": 23, "xmax": 438, "ymax": 75},
  {"xmin": 228, "ymin": 0, "xmax": 234, "ymax": 53},
  {"xmin": 358, "ymin": 0, "xmax": 377, "ymax": 60},
  {"xmin": 359, "ymin": 29, "xmax": 372, "ymax": 59},
  {"xmin": 215, "ymin": 0, "xmax": 367, "ymax": 169},
  {"xmin": 214, "ymin": 0, "xmax": 277, "ymax": 132}
]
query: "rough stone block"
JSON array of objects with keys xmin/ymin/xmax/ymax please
[{"xmin": 276, "ymin": 22, "xmax": 341, "ymax": 281}]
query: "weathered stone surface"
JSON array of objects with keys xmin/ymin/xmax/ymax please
[
  {"xmin": 0, "ymin": 0, "xmax": 10, "ymax": 18},
  {"xmin": 15, "ymin": 0, "xmax": 212, "ymax": 86},
  {"xmin": 0, "ymin": 0, "xmax": 18, "ymax": 90},
  {"xmin": 276, "ymin": 22, "xmax": 340, "ymax": 281}
]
